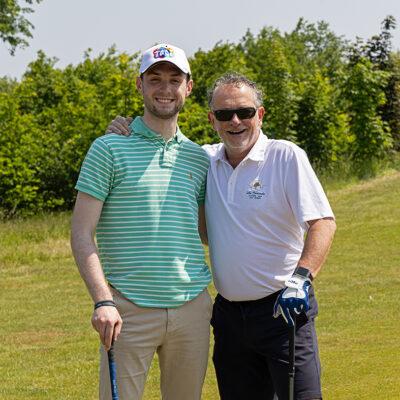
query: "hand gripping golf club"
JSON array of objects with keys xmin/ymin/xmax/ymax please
[
  {"xmin": 108, "ymin": 342, "xmax": 119, "ymax": 400},
  {"xmin": 289, "ymin": 317, "xmax": 296, "ymax": 400}
]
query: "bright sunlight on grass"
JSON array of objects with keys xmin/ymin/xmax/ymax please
[{"xmin": 1, "ymin": 172, "xmax": 399, "ymax": 399}]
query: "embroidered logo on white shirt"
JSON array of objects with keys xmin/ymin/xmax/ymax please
[{"xmin": 246, "ymin": 180, "xmax": 266, "ymax": 199}]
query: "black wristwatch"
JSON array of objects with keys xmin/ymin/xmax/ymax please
[{"xmin": 293, "ymin": 266, "xmax": 314, "ymax": 281}]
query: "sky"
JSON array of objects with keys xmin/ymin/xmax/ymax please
[{"xmin": 1, "ymin": 0, "xmax": 400, "ymax": 79}]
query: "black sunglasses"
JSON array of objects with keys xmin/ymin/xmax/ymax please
[{"xmin": 213, "ymin": 107, "xmax": 257, "ymax": 122}]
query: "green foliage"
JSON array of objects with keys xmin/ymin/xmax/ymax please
[
  {"xmin": 384, "ymin": 52, "xmax": 400, "ymax": 149},
  {"xmin": 0, "ymin": 75, "xmax": 18, "ymax": 93},
  {"xmin": 190, "ymin": 41, "xmax": 252, "ymax": 106},
  {"xmin": 241, "ymin": 28, "xmax": 298, "ymax": 141},
  {"xmin": 0, "ymin": 0, "xmax": 43, "ymax": 55},
  {"xmin": 0, "ymin": 48, "xmax": 143, "ymax": 215},
  {"xmin": 178, "ymin": 97, "xmax": 218, "ymax": 145},
  {"xmin": 348, "ymin": 16, "xmax": 400, "ymax": 151},
  {"xmin": 0, "ymin": 92, "xmax": 46, "ymax": 214},
  {"xmin": 341, "ymin": 58, "xmax": 392, "ymax": 175},
  {"xmin": 283, "ymin": 18, "xmax": 347, "ymax": 81},
  {"xmin": 0, "ymin": 18, "xmax": 399, "ymax": 215},
  {"xmin": 358, "ymin": 15, "xmax": 395, "ymax": 66},
  {"xmin": 294, "ymin": 72, "xmax": 350, "ymax": 170}
]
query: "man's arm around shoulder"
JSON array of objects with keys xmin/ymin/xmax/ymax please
[{"xmin": 70, "ymin": 191, "xmax": 122, "ymax": 350}]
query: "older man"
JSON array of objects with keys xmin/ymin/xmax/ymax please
[
  {"xmin": 204, "ymin": 74, "xmax": 335, "ymax": 400},
  {"xmin": 107, "ymin": 73, "xmax": 336, "ymax": 400}
]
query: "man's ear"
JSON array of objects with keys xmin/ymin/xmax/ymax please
[
  {"xmin": 186, "ymin": 79, "xmax": 194, "ymax": 97},
  {"xmin": 136, "ymin": 76, "xmax": 143, "ymax": 95},
  {"xmin": 257, "ymin": 107, "xmax": 265, "ymax": 125},
  {"xmin": 207, "ymin": 112, "xmax": 217, "ymax": 131}
]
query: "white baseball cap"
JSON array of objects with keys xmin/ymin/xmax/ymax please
[{"xmin": 139, "ymin": 43, "xmax": 191, "ymax": 75}]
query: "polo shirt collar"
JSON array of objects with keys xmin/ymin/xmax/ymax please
[
  {"xmin": 215, "ymin": 130, "xmax": 268, "ymax": 163},
  {"xmin": 130, "ymin": 116, "xmax": 185, "ymax": 143}
]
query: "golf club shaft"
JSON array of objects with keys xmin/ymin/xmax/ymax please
[
  {"xmin": 108, "ymin": 342, "xmax": 119, "ymax": 400},
  {"xmin": 289, "ymin": 318, "xmax": 296, "ymax": 400}
]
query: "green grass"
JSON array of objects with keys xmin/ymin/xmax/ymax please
[
  {"xmin": 316, "ymin": 172, "xmax": 400, "ymax": 399},
  {"xmin": 1, "ymin": 172, "xmax": 399, "ymax": 399}
]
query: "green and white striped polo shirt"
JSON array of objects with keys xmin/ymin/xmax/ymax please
[{"xmin": 75, "ymin": 116, "xmax": 211, "ymax": 308}]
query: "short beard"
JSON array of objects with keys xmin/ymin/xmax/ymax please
[{"xmin": 147, "ymin": 102, "xmax": 183, "ymax": 120}]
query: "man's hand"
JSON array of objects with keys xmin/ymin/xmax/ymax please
[
  {"xmin": 91, "ymin": 305, "xmax": 123, "ymax": 350},
  {"xmin": 273, "ymin": 275, "xmax": 311, "ymax": 327},
  {"xmin": 105, "ymin": 116, "xmax": 133, "ymax": 136}
]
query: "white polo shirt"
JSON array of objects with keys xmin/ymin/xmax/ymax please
[{"xmin": 203, "ymin": 132, "xmax": 334, "ymax": 301}]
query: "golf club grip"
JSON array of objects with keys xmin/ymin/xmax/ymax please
[{"xmin": 108, "ymin": 343, "xmax": 119, "ymax": 400}]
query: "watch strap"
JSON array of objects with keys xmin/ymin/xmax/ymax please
[{"xmin": 294, "ymin": 266, "xmax": 314, "ymax": 281}]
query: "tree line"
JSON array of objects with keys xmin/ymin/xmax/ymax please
[{"xmin": 1, "ymin": 16, "xmax": 399, "ymax": 216}]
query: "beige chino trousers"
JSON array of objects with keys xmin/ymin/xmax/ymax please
[{"xmin": 99, "ymin": 287, "xmax": 213, "ymax": 400}]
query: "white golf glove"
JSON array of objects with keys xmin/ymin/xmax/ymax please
[{"xmin": 273, "ymin": 274, "xmax": 312, "ymax": 327}]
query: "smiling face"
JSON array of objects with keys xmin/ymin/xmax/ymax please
[
  {"xmin": 208, "ymin": 83, "xmax": 265, "ymax": 167},
  {"xmin": 136, "ymin": 62, "xmax": 193, "ymax": 121}
]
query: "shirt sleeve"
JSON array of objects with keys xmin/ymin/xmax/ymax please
[
  {"xmin": 75, "ymin": 138, "xmax": 114, "ymax": 201},
  {"xmin": 284, "ymin": 145, "xmax": 334, "ymax": 230}
]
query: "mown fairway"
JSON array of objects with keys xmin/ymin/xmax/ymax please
[{"xmin": 1, "ymin": 172, "xmax": 399, "ymax": 399}]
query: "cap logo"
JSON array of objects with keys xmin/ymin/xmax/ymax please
[{"xmin": 153, "ymin": 45, "xmax": 174, "ymax": 60}]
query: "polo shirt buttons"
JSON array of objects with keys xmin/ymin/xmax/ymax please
[{"xmin": 161, "ymin": 145, "xmax": 176, "ymax": 167}]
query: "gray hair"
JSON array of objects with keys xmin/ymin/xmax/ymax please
[{"xmin": 207, "ymin": 73, "xmax": 264, "ymax": 110}]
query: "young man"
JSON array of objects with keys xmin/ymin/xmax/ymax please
[
  {"xmin": 71, "ymin": 44, "xmax": 212, "ymax": 400},
  {"xmin": 107, "ymin": 73, "xmax": 336, "ymax": 400}
]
